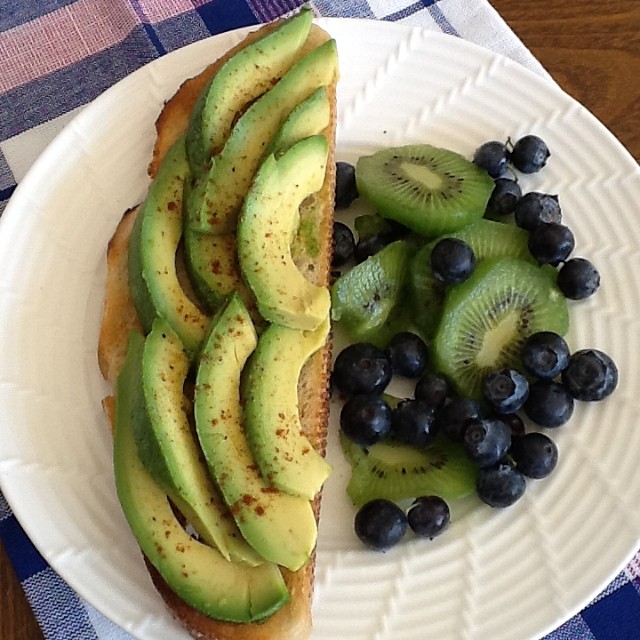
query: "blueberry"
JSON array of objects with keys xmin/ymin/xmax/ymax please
[
  {"xmin": 527, "ymin": 222, "xmax": 575, "ymax": 266},
  {"xmin": 482, "ymin": 368, "xmax": 529, "ymax": 413},
  {"xmin": 496, "ymin": 412, "xmax": 526, "ymax": 437},
  {"xmin": 510, "ymin": 135, "xmax": 550, "ymax": 173},
  {"xmin": 354, "ymin": 499, "xmax": 408, "ymax": 550},
  {"xmin": 523, "ymin": 380, "xmax": 574, "ymax": 427},
  {"xmin": 386, "ymin": 332, "xmax": 429, "ymax": 378},
  {"xmin": 463, "ymin": 417, "xmax": 512, "ymax": 468},
  {"xmin": 340, "ymin": 394, "xmax": 392, "ymax": 446},
  {"xmin": 332, "ymin": 343, "xmax": 392, "ymax": 395},
  {"xmin": 436, "ymin": 397, "xmax": 483, "ymax": 442},
  {"xmin": 415, "ymin": 372, "xmax": 450, "ymax": 410},
  {"xmin": 520, "ymin": 331, "xmax": 570, "ymax": 380},
  {"xmin": 430, "ymin": 238, "xmax": 476, "ymax": 284},
  {"xmin": 335, "ymin": 161, "xmax": 358, "ymax": 209},
  {"xmin": 332, "ymin": 221, "xmax": 355, "ymax": 267},
  {"xmin": 487, "ymin": 178, "xmax": 522, "ymax": 216},
  {"xmin": 510, "ymin": 432, "xmax": 558, "ymax": 479},
  {"xmin": 514, "ymin": 192, "xmax": 562, "ymax": 230},
  {"xmin": 473, "ymin": 141, "xmax": 510, "ymax": 178},
  {"xmin": 391, "ymin": 399, "xmax": 438, "ymax": 447},
  {"xmin": 354, "ymin": 234, "xmax": 387, "ymax": 263},
  {"xmin": 384, "ymin": 218, "xmax": 412, "ymax": 242},
  {"xmin": 557, "ymin": 258, "xmax": 601, "ymax": 300},
  {"xmin": 476, "ymin": 462, "xmax": 526, "ymax": 508},
  {"xmin": 561, "ymin": 349, "xmax": 618, "ymax": 401},
  {"xmin": 407, "ymin": 496, "xmax": 450, "ymax": 539}
]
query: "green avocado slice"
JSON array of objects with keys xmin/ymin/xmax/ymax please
[
  {"xmin": 185, "ymin": 8, "xmax": 314, "ymax": 174},
  {"xmin": 183, "ymin": 232, "xmax": 253, "ymax": 313},
  {"xmin": 237, "ymin": 135, "xmax": 331, "ymax": 331},
  {"xmin": 194, "ymin": 293, "xmax": 318, "ymax": 572},
  {"xmin": 128, "ymin": 136, "xmax": 209, "ymax": 360},
  {"xmin": 242, "ymin": 315, "xmax": 332, "ymax": 500},
  {"xmin": 183, "ymin": 86, "xmax": 332, "ymax": 313},
  {"xmin": 186, "ymin": 38, "xmax": 338, "ymax": 236},
  {"xmin": 114, "ymin": 332, "xmax": 289, "ymax": 623},
  {"xmin": 132, "ymin": 318, "xmax": 264, "ymax": 566},
  {"xmin": 267, "ymin": 86, "xmax": 331, "ymax": 155}
]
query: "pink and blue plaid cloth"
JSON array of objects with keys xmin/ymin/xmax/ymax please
[{"xmin": 1, "ymin": 1, "xmax": 639, "ymax": 638}]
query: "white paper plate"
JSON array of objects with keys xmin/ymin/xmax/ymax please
[{"xmin": 1, "ymin": 18, "xmax": 640, "ymax": 640}]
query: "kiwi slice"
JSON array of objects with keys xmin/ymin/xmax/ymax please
[
  {"xmin": 341, "ymin": 434, "xmax": 477, "ymax": 507},
  {"xmin": 431, "ymin": 256, "xmax": 569, "ymax": 399},
  {"xmin": 448, "ymin": 218, "xmax": 533, "ymax": 262},
  {"xmin": 355, "ymin": 145, "xmax": 494, "ymax": 238},
  {"xmin": 408, "ymin": 247, "xmax": 447, "ymax": 339},
  {"xmin": 331, "ymin": 240, "xmax": 416, "ymax": 347},
  {"xmin": 409, "ymin": 219, "xmax": 535, "ymax": 338}
]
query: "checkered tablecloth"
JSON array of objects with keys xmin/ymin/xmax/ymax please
[{"xmin": 1, "ymin": 1, "xmax": 639, "ymax": 638}]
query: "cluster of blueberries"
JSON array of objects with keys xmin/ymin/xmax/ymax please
[
  {"xmin": 472, "ymin": 134, "xmax": 600, "ymax": 300},
  {"xmin": 333, "ymin": 335, "xmax": 452, "ymax": 550},
  {"xmin": 333, "ymin": 328, "xmax": 618, "ymax": 551}
]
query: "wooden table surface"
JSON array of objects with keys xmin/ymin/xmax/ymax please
[{"xmin": 1, "ymin": 2, "xmax": 639, "ymax": 638}]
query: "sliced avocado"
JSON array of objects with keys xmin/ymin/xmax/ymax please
[
  {"xmin": 183, "ymin": 85, "xmax": 332, "ymax": 315},
  {"xmin": 183, "ymin": 232, "xmax": 252, "ymax": 312},
  {"xmin": 128, "ymin": 136, "xmax": 208, "ymax": 359},
  {"xmin": 184, "ymin": 86, "xmax": 330, "ymax": 315},
  {"xmin": 186, "ymin": 38, "xmax": 338, "ymax": 235},
  {"xmin": 194, "ymin": 293, "xmax": 318, "ymax": 572},
  {"xmin": 237, "ymin": 135, "xmax": 331, "ymax": 331},
  {"xmin": 267, "ymin": 86, "xmax": 331, "ymax": 155},
  {"xmin": 114, "ymin": 332, "xmax": 289, "ymax": 622},
  {"xmin": 132, "ymin": 317, "xmax": 264, "ymax": 566},
  {"xmin": 242, "ymin": 315, "xmax": 332, "ymax": 500},
  {"xmin": 185, "ymin": 8, "xmax": 314, "ymax": 173}
]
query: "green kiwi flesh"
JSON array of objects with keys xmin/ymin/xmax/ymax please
[
  {"xmin": 340, "ymin": 434, "xmax": 478, "ymax": 507},
  {"xmin": 354, "ymin": 213, "xmax": 396, "ymax": 241},
  {"xmin": 409, "ymin": 219, "xmax": 535, "ymax": 339},
  {"xmin": 431, "ymin": 256, "xmax": 569, "ymax": 399},
  {"xmin": 331, "ymin": 240, "xmax": 415, "ymax": 347},
  {"xmin": 355, "ymin": 144, "xmax": 494, "ymax": 238}
]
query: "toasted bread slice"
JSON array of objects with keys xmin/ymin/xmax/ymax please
[{"xmin": 98, "ymin": 16, "xmax": 336, "ymax": 640}]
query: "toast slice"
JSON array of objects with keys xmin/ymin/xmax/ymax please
[{"xmin": 98, "ymin": 14, "xmax": 337, "ymax": 640}]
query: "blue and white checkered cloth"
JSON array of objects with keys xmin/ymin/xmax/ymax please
[{"xmin": 1, "ymin": 1, "xmax": 639, "ymax": 638}]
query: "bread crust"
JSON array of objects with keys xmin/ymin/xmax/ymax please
[{"xmin": 98, "ymin": 18, "xmax": 336, "ymax": 640}]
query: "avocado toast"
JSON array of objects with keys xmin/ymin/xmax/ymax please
[{"xmin": 98, "ymin": 10, "xmax": 338, "ymax": 639}]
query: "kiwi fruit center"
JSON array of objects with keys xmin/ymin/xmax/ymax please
[
  {"xmin": 399, "ymin": 160, "xmax": 447, "ymax": 193},
  {"xmin": 475, "ymin": 308, "xmax": 521, "ymax": 367}
]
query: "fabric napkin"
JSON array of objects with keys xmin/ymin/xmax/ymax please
[{"xmin": 0, "ymin": 1, "xmax": 638, "ymax": 639}]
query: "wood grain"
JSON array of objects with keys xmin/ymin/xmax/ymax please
[
  {"xmin": 1, "ymin": 2, "xmax": 638, "ymax": 639},
  {"xmin": 491, "ymin": 0, "xmax": 640, "ymax": 162}
]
